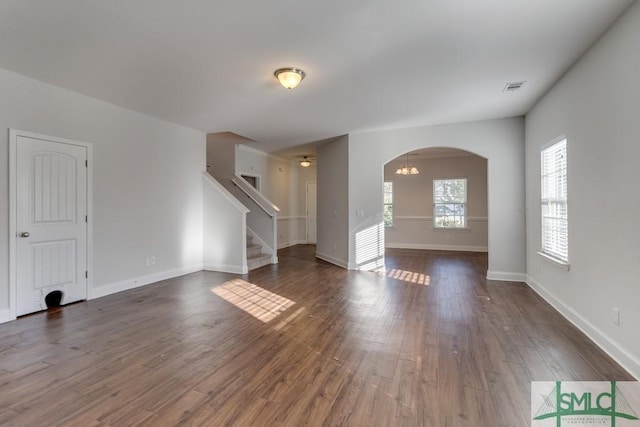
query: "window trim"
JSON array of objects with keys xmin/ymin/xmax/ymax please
[
  {"xmin": 537, "ymin": 251, "xmax": 570, "ymax": 270},
  {"xmin": 540, "ymin": 136, "xmax": 569, "ymax": 266},
  {"xmin": 433, "ymin": 177, "xmax": 468, "ymax": 229}
]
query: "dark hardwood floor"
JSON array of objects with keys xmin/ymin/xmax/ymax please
[{"xmin": 0, "ymin": 246, "xmax": 633, "ymax": 426}]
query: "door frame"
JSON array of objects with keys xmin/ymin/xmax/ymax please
[
  {"xmin": 305, "ymin": 180, "xmax": 317, "ymax": 244},
  {"xmin": 8, "ymin": 129, "xmax": 93, "ymax": 320}
]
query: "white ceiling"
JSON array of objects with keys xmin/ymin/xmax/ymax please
[{"xmin": 0, "ymin": 0, "xmax": 634, "ymax": 154}]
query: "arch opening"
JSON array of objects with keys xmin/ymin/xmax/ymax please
[{"xmin": 383, "ymin": 146, "xmax": 489, "ymax": 257}]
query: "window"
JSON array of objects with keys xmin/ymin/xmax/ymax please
[
  {"xmin": 383, "ymin": 181, "xmax": 393, "ymax": 226},
  {"xmin": 433, "ymin": 178, "xmax": 467, "ymax": 228},
  {"xmin": 541, "ymin": 138, "xmax": 568, "ymax": 262}
]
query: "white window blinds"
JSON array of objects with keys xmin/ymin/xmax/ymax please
[{"xmin": 541, "ymin": 139, "xmax": 568, "ymax": 262}]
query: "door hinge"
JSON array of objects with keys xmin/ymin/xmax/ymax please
[
  {"xmin": 85, "ymin": 159, "xmax": 88, "ymax": 167},
  {"xmin": 85, "ymin": 215, "xmax": 88, "ymax": 223},
  {"xmin": 85, "ymin": 271, "xmax": 88, "ymax": 278}
]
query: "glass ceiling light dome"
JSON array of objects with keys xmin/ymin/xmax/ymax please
[{"xmin": 274, "ymin": 67, "xmax": 305, "ymax": 89}]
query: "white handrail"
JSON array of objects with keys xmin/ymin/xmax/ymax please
[{"xmin": 231, "ymin": 175, "xmax": 280, "ymax": 218}]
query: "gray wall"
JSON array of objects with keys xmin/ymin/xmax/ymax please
[
  {"xmin": 316, "ymin": 135, "xmax": 350, "ymax": 267},
  {"xmin": 525, "ymin": 0, "xmax": 640, "ymax": 378}
]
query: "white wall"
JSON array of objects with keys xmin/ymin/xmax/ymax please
[
  {"xmin": 525, "ymin": 1, "xmax": 640, "ymax": 379},
  {"xmin": 202, "ymin": 174, "xmax": 247, "ymax": 274},
  {"xmin": 0, "ymin": 68, "xmax": 204, "ymax": 321},
  {"xmin": 236, "ymin": 145, "xmax": 313, "ymax": 248},
  {"xmin": 384, "ymin": 154, "xmax": 488, "ymax": 252},
  {"xmin": 316, "ymin": 135, "xmax": 350, "ymax": 267},
  {"xmin": 348, "ymin": 117, "xmax": 525, "ymax": 278}
]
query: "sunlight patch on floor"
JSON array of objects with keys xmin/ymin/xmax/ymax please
[
  {"xmin": 273, "ymin": 306, "xmax": 306, "ymax": 331},
  {"xmin": 383, "ymin": 269, "xmax": 430, "ymax": 286},
  {"xmin": 211, "ymin": 279, "xmax": 295, "ymax": 322}
]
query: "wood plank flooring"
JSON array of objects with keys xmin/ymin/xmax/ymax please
[{"xmin": 0, "ymin": 246, "xmax": 633, "ymax": 426}]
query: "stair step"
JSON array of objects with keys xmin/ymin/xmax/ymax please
[
  {"xmin": 247, "ymin": 243, "xmax": 262, "ymax": 258},
  {"xmin": 245, "ymin": 234, "xmax": 272, "ymax": 270},
  {"xmin": 247, "ymin": 253, "xmax": 272, "ymax": 271}
]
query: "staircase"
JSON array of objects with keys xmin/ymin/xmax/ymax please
[{"xmin": 247, "ymin": 234, "xmax": 272, "ymax": 271}]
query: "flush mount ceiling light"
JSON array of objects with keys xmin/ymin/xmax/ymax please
[
  {"xmin": 395, "ymin": 153, "xmax": 419, "ymax": 175},
  {"xmin": 275, "ymin": 67, "xmax": 305, "ymax": 89},
  {"xmin": 300, "ymin": 156, "xmax": 311, "ymax": 167}
]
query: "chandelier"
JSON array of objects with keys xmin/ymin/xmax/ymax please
[{"xmin": 395, "ymin": 153, "xmax": 419, "ymax": 175}]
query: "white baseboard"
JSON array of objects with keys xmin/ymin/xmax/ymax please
[
  {"xmin": 277, "ymin": 240, "xmax": 307, "ymax": 249},
  {"xmin": 526, "ymin": 275, "xmax": 640, "ymax": 380},
  {"xmin": 386, "ymin": 243, "xmax": 488, "ymax": 252},
  {"xmin": 89, "ymin": 264, "xmax": 204, "ymax": 300},
  {"xmin": 486, "ymin": 271, "xmax": 526, "ymax": 282},
  {"xmin": 315, "ymin": 252, "xmax": 348, "ymax": 269},
  {"xmin": 203, "ymin": 262, "xmax": 247, "ymax": 275},
  {"xmin": 0, "ymin": 308, "xmax": 14, "ymax": 324}
]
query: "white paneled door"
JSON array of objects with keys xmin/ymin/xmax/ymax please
[
  {"xmin": 15, "ymin": 134, "xmax": 88, "ymax": 316},
  {"xmin": 306, "ymin": 181, "xmax": 317, "ymax": 244}
]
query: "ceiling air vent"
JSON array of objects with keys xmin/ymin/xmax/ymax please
[{"xmin": 504, "ymin": 81, "xmax": 525, "ymax": 92}]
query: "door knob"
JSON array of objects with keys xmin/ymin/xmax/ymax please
[{"xmin": 19, "ymin": 232, "xmax": 30, "ymax": 238}]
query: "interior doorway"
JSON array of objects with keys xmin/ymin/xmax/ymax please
[{"xmin": 383, "ymin": 147, "xmax": 488, "ymax": 253}]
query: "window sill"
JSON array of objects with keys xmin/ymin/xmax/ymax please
[{"xmin": 537, "ymin": 252, "xmax": 570, "ymax": 271}]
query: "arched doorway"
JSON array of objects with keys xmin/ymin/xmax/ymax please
[
  {"xmin": 383, "ymin": 147, "xmax": 488, "ymax": 253},
  {"xmin": 312, "ymin": 119, "xmax": 524, "ymax": 279}
]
